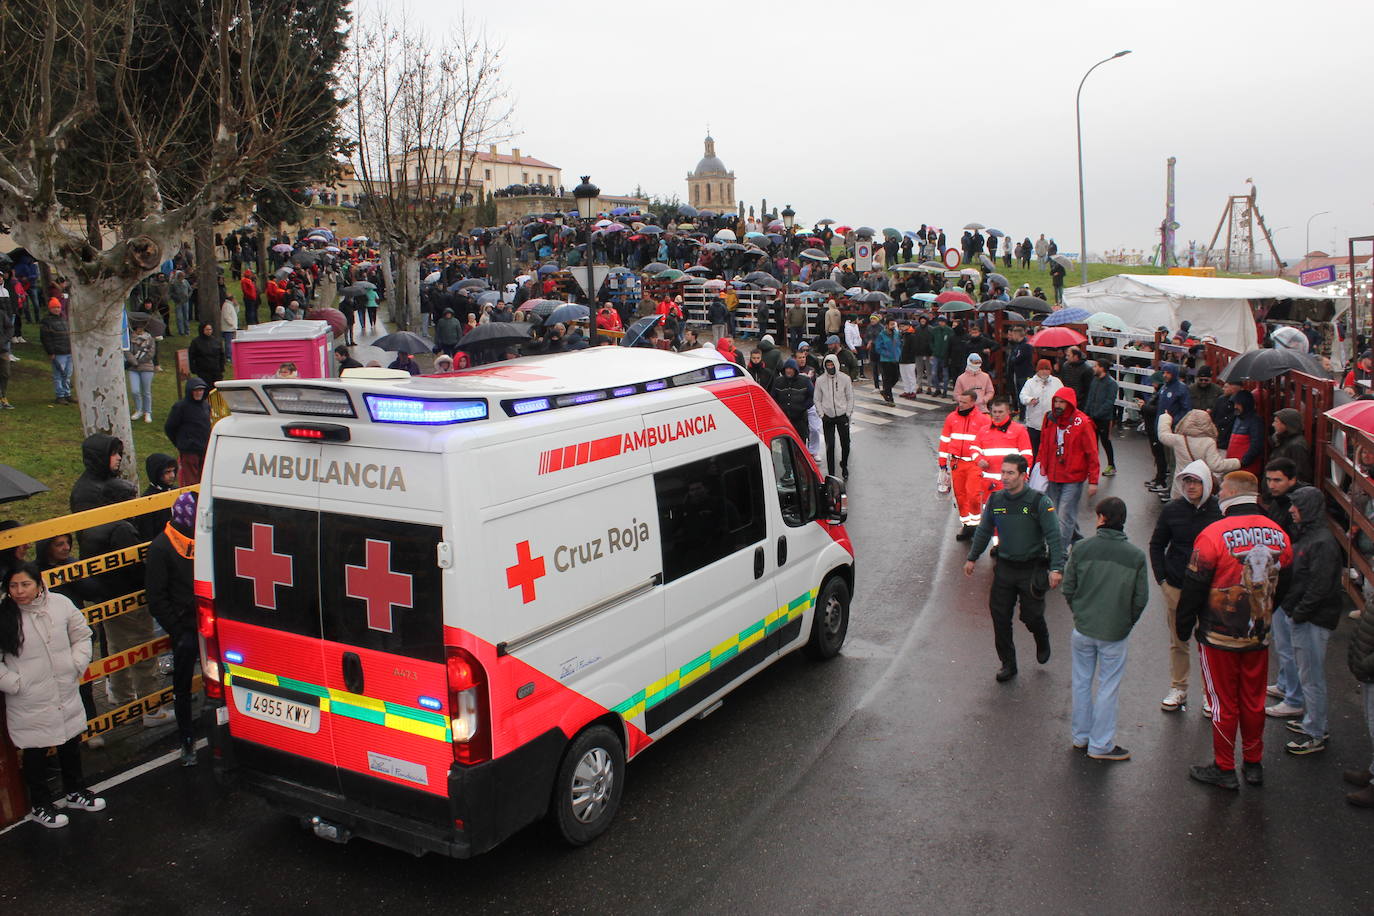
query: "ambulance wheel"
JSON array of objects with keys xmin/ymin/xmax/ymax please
[
  {"xmin": 803, "ymin": 577, "xmax": 849, "ymax": 660},
  {"xmin": 549, "ymin": 725, "xmax": 625, "ymax": 847}
]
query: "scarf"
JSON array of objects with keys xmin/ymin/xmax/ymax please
[{"xmin": 164, "ymin": 522, "xmax": 195, "ymax": 560}]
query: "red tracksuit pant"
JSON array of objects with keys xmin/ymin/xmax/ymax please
[
  {"xmin": 1198, "ymin": 643, "xmax": 1267, "ymax": 769},
  {"xmin": 952, "ymin": 460, "xmax": 984, "ymax": 528}
]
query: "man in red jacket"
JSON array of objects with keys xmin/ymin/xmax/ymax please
[
  {"xmin": 1176, "ymin": 471, "xmax": 1293, "ymax": 790},
  {"xmin": 972, "ymin": 396, "xmax": 1034, "ymax": 497},
  {"xmin": 940, "ymin": 390, "xmax": 992, "ymax": 539},
  {"xmin": 1036, "ymin": 387, "xmax": 1099, "ymax": 548}
]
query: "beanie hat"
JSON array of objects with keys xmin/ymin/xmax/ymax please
[
  {"xmin": 1037, "ymin": 358, "xmax": 1053, "ymax": 370},
  {"xmin": 171, "ymin": 491, "xmax": 198, "ymax": 531},
  {"xmin": 1197, "ymin": 365, "xmax": 1213, "ymax": 378},
  {"xmin": 1274, "ymin": 408, "xmax": 1303, "ymax": 434},
  {"xmin": 826, "ymin": 334, "xmax": 841, "ymax": 346}
]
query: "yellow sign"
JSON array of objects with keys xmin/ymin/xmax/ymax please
[
  {"xmin": 81, "ymin": 589, "xmax": 149, "ymax": 626},
  {"xmin": 43, "ymin": 543, "xmax": 149, "ymax": 588},
  {"xmin": 83, "ymin": 677, "xmax": 202, "ymax": 740},
  {"xmin": 82, "ymin": 634, "xmax": 171, "ymax": 684},
  {"xmin": 0, "ymin": 485, "xmax": 198, "ymax": 552}
]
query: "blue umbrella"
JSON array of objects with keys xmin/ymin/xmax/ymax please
[
  {"xmin": 1042, "ymin": 307, "xmax": 1092, "ymax": 326},
  {"xmin": 547, "ymin": 303, "xmax": 590, "ymax": 325},
  {"xmin": 620, "ymin": 314, "xmax": 664, "ymax": 348},
  {"xmin": 449, "ymin": 279, "xmax": 486, "ymax": 292},
  {"xmin": 639, "ymin": 225, "xmax": 664, "ymax": 235},
  {"xmin": 530, "ymin": 233, "xmax": 548, "ymax": 242},
  {"xmin": 537, "ymin": 263, "xmax": 560, "ymax": 275},
  {"xmin": 610, "ymin": 206, "xmax": 630, "ymax": 215}
]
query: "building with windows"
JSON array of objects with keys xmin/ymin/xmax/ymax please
[
  {"xmin": 686, "ymin": 135, "xmax": 736, "ymax": 211},
  {"xmin": 379, "ymin": 145, "xmax": 562, "ymax": 199}
]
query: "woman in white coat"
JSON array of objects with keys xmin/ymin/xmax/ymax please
[
  {"xmin": 0, "ymin": 563, "xmax": 106, "ymax": 828},
  {"xmin": 1157, "ymin": 409, "xmax": 1240, "ymax": 500}
]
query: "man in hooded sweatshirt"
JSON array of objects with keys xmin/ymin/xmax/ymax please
[
  {"xmin": 815, "ymin": 354, "xmax": 854, "ymax": 478},
  {"xmin": 69, "ymin": 433, "xmax": 125, "ymax": 515},
  {"xmin": 1280, "ymin": 486, "xmax": 1342, "ymax": 756},
  {"xmin": 136, "ymin": 453, "xmax": 179, "ymax": 541},
  {"xmin": 1223, "ymin": 389, "xmax": 1265, "ymax": 477},
  {"xmin": 758, "ymin": 335, "xmax": 784, "ymax": 375},
  {"xmin": 164, "ymin": 377, "xmax": 213, "ymax": 486},
  {"xmin": 1036, "ymin": 388, "xmax": 1100, "ymax": 547},
  {"xmin": 769, "ymin": 359, "xmax": 814, "ymax": 444},
  {"xmin": 145, "ymin": 491, "xmax": 200, "ymax": 766},
  {"xmin": 1149, "ymin": 460, "xmax": 1223, "ymax": 714},
  {"xmin": 1269, "ymin": 408, "xmax": 1312, "ymax": 487}
]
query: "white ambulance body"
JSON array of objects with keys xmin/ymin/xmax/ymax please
[{"xmin": 195, "ymin": 347, "xmax": 854, "ymax": 857}]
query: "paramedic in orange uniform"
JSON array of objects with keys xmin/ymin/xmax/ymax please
[{"xmin": 940, "ymin": 389, "xmax": 992, "ymax": 540}]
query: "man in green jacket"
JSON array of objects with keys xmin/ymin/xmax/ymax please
[
  {"xmin": 965, "ymin": 454, "xmax": 1065, "ymax": 682},
  {"xmin": 1064, "ymin": 497, "xmax": 1149, "ymax": 762}
]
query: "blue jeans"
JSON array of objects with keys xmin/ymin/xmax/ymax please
[
  {"xmin": 127, "ymin": 369, "xmax": 153, "ymax": 416},
  {"xmin": 1291, "ymin": 621, "xmax": 1331, "ymax": 738},
  {"xmin": 175, "ymin": 299, "xmax": 191, "ymax": 335},
  {"xmin": 1270, "ymin": 608, "xmax": 1304, "ymax": 708},
  {"xmin": 1071, "ymin": 629, "xmax": 1130, "ymax": 755},
  {"xmin": 50, "ymin": 354, "xmax": 72, "ymax": 398},
  {"xmin": 931, "ymin": 356, "xmax": 948, "ymax": 392},
  {"xmin": 1043, "ymin": 480, "xmax": 1084, "ymax": 548}
]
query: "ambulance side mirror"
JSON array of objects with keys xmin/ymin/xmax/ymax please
[{"xmin": 822, "ymin": 475, "xmax": 847, "ymax": 524}]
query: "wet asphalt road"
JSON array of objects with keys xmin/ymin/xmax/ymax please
[{"xmin": 3, "ymin": 399, "xmax": 1372, "ymax": 914}]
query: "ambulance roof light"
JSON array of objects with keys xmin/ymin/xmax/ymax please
[
  {"xmin": 363, "ymin": 394, "xmax": 488, "ymax": 425},
  {"xmin": 219, "ymin": 387, "xmax": 269, "ymax": 415},
  {"xmin": 511, "ymin": 397, "xmax": 551, "ymax": 415},
  {"xmin": 499, "ymin": 363, "xmax": 744, "ymax": 418},
  {"xmin": 264, "ymin": 385, "xmax": 357, "ymax": 418}
]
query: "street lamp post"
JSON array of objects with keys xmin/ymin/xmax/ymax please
[
  {"xmin": 1305, "ymin": 210, "xmax": 1330, "ymax": 265},
  {"xmin": 1075, "ymin": 50, "xmax": 1132, "ymax": 286},
  {"xmin": 573, "ymin": 175, "xmax": 602, "ymax": 346}
]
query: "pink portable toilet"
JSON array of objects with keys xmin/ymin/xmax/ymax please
[{"xmin": 231, "ymin": 320, "xmax": 334, "ymax": 379}]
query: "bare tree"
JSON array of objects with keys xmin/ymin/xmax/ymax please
[
  {"xmin": 346, "ymin": 8, "xmax": 512, "ymax": 331},
  {"xmin": 0, "ymin": 0, "xmax": 346, "ymax": 479}
]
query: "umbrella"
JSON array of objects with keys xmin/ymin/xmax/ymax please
[
  {"xmin": 530, "ymin": 234, "xmax": 548, "ymax": 242},
  {"xmin": 290, "ymin": 250, "xmax": 321, "ymax": 265},
  {"xmin": 904, "ymin": 230, "xmax": 921, "ymax": 239},
  {"xmin": 859, "ymin": 291, "xmax": 892, "ymax": 305},
  {"xmin": 595, "ymin": 219, "xmax": 614, "ymax": 228},
  {"xmin": 845, "ymin": 287, "xmax": 864, "ymax": 298},
  {"xmin": 620, "ymin": 314, "xmax": 665, "ymax": 348},
  {"xmin": 702, "ymin": 243, "xmax": 724, "ymax": 253},
  {"xmin": 743, "ymin": 271, "xmax": 774, "ymax": 283},
  {"xmin": 963, "ymin": 222, "xmax": 986, "ymax": 230},
  {"xmin": 788, "ymin": 280, "xmax": 811, "ymax": 291},
  {"xmin": 1029, "ymin": 327, "xmax": 1087, "ymax": 347},
  {"xmin": 767, "ymin": 220, "xmax": 785, "ymax": 231},
  {"xmin": 451, "ymin": 278, "xmax": 486, "ymax": 292},
  {"xmin": 524, "ymin": 299, "xmax": 564, "ymax": 318},
  {"xmin": 305, "ymin": 307, "xmax": 347, "ymax": 336},
  {"xmin": 987, "ymin": 272, "xmax": 1009, "ymax": 289},
  {"xmin": 722, "ymin": 243, "xmax": 747, "ymax": 252},
  {"xmin": 978, "ymin": 299, "xmax": 1010, "ymax": 312},
  {"xmin": 714, "ymin": 229, "xmax": 737, "ymax": 241},
  {"xmin": 0, "ymin": 464, "xmax": 49, "ymax": 504},
  {"xmin": 1269, "ymin": 325, "xmax": 1311, "ymax": 353},
  {"xmin": 454, "ymin": 322, "xmax": 533, "ymax": 352},
  {"xmin": 275, "ymin": 267, "xmax": 294, "ymax": 279},
  {"xmin": 657, "ymin": 269, "xmax": 686, "ymax": 281},
  {"xmin": 977, "ymin": 255, "xmax": 994, "ymax": 270},
  {"xmin": 339, "ymin": 284, "xmax": 370, "ymax": 297},
  {"xmin": 353, "ymin": 235, "xmax": 369, "ymax": 242},
  {"xmin": 1326, "ymin": 400, "xmax": 1374, "ymax": 436},
  {"xmin": 476, "ymin": 290, "xmax": 502, "ymax": 306},
  {"xmin": 744, "ymin": 231, "xmax": 766, "ymax": 239},
  {"xmin": 537, "ymin": 263, "xmax": 560, "ymax": 275},
  {"xmin": 936, "ymin": 290, "xmax": 975, "ymax": 306},
  {"xmin": 677, "ymin": 204, "xmax": 700, "ymax": 218},
  {"xmin": 1052, "ymin": 254, "xmax": 1074, "ymax": 269},
  {"xmin": 799, "ymin": 249, "xmax": 830, "ymax": 262},
  {"xmin": 1042, "ymin": 307, "xmax": 1092, "ymax": 326},
  {"xmin": 919, "ymin": 261, "xmax": 946, "ymax": 272},
  {"xmin": 882, "ymin": 228, "xmax": 901, "ymax": 239},
  {"xmin": 702, "ymin": 279, "xmax": 727, "ymax": 290},
  {"xmin": 272, "ymin": 243, "xmax": 294, "ymax": 254},
  {"xmin": 350, "ymin": 280, "xmax": 377, "ymax": 291},
  {"xmin": 639, "ymin": 225, "xmax": 664, "ymax": 235},
  {"xmin": 854, "ymin": 226, "xmax": 876, "ymax": 237},
  {"xmin": 610, "ymin": 206, "xmax": 629, "ymax": 216},
  {"xmin": 811, "ymin": 279, "xmax": 845, "ymax": 294},
  {"xmin": 1086, "ymin": 310, "xmax": 1128, "ymax": 330},
  {"xmin": 751, "ymin": 276, "xmax": 782, "ymax": 289},
  {"xmin": 938, "ymin": 300, "xmax": 976, "ymax": 313},
  {"xmin": 324, "ymin": 246, "xmax": 341, "ymax": 253},
  {"xmin": 685, "ymin": 265, "xmax": 713, "ymax": 275},
  {"xmin": 910, "ymin": 293, "xmax": 939, "ymax": 303},
  {"xmin": 834, "ymin": 226, "xmax": 852, "ymax": 235},
  {"xmin": 603, "ymin": 223, "xmax": 626, "ymax": 233},
  {"xmin": 890, "ymin": 263, "xmax": 925, "ymax": 272},
  {"xmin": 744, "ymin": 247, "xmax": 771, "ymax": 258},
  {"xmin": 698, "ymin": 210, "xmax": 718, "ymax": 218},
  {"xmin": 547, "ymin": 303, "xmax": 590, "ymax": 325},
  {"xmin": 423, "ymin": 271, "xmax": 441, "ymax": 284},
  {"xmin": 1010, "ymin": 296, "xmax": 1053, "ymax": 315},
  {"xmin": 986, "ymin": 229, "xmax": 1005, "ymax": 238},
  {"xmin": 643, "ymin": 262, "xmax": 670, "ymax": 274},
  {"xmin": 1217, "ymin": 348, "xmax": 1325, "ymax": 383},
  {"xmin": 818, "ymin": 218, "xmax": 837, "ymax": 225},
  {"xmin": 371, "ymin": 331, "xmax": 435, "ymax": 355}
]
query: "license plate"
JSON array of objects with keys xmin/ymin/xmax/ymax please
[{"xmin": 232, "ymin": 684, "xmax": 320, "ymax": 734}]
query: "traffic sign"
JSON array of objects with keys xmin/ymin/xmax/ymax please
[
  {"xmin": 855, "ymin": 240, "xmax": 873, "ymax": 272},
  {"xmin": 942, "ymin": 248, "xmax": 961, "ymax": 269},
  {"xmin": 570, "ymin": 265, "xmax": 611, "ymax": 298},
  {"xmin": 943, "ymin": 271, "xmax": 963, "ymax": 279}
]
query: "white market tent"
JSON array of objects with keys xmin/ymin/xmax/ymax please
[{"xmin": 1063, "ymin": 274, "xmax": 1340, "ymax": 351}]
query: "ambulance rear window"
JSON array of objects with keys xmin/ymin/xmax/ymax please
[{"xmin": 654, "ymin": 445, "xmax": 766, "ymax": 583}]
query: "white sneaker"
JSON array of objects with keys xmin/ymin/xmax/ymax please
[
  {"xmin": 143, "ymin": 414, "xmax": 151, "ymax": 423},
  {"xmin": 85, "ymin": 734, "xmax": 106, "ymax": 749},
  {"xmin": 142, "ymin": 707, "xmax": 174, "ymax": 727},
  {"xmin": 59, "ymin": 789, "xmax": 106, "ymax": 812},
  {"xmin": 131, "ymin": 411, "xmax": 143, "ymax": 421},
  {"xmin": 26, "ymin": 806, "xmax": 68, "ymax": 829},
  {"xmin": 1161, "ymin": 688, "xmax": 1187, "ymax": 712},
  {"xmin": 1202, "ymin": 700, "xmax": 1213, "ymax": 719},
  {"xmin": 1265, "ymin": 702, "xmax": 1305, "ymax": 718},
  {"xmin": 1265, "ymin": 684, "xmax": 1283, "ymax": 700}
]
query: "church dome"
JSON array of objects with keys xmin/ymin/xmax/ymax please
[{"xmin": 693, "ymin": 135, "xmax": 729, "ymax": 176}]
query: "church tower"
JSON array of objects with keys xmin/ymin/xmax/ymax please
[{"xmin": 686, "ymin": 134, "xmax": 736, "ymax": 211}]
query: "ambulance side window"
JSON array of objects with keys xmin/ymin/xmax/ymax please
[
  {"xmin": 654, "ymin": 445, "xmax": 766, "ymax": 583},
  {"xmin": 770, "ymin": 437, "xmax": 818, "ymax": 527}
]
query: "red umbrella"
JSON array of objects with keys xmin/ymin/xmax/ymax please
[
  {"xmin": 306, "ymin": 307, "xmax": 347, "ymax": 337},
  {"xmin": 1029, "ymin": 327, "xmax": 1087, "ymax": 347},
  {"xmin": 834, "ymin": 225, "xmax": 853, "ymax": 235},
  {"xmin": 1325, "ymin": 400, "xmax": 1374, "ymax": 436},
  {"xmin": 935, "ymin": 289, "xmax": 974, "ymax": 306}
]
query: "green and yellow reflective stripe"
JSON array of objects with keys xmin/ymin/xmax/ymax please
[
  {"xmin": 612, "ymin": 588, "xmax": 817, "ymax": 719},
  {"xmin": 225, "ymin": 666, "xmax": 451, "ymax": 742}
]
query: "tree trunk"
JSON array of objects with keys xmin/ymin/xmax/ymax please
[
  {"xmin": 378, "ymin": 245, "xmax": 401, "ymax": 329},
  {"xmin": 67, "ymin": 278, "xmax": 141, "ymax": 486},
  {"xmin": 402, "ymin": 257, "xmax": 421, "ymax": 333},
  {"xmin": 195, "ymin": 222, "xmax": 220, "ymax": 328}
]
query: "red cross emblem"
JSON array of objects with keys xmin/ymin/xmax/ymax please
[
  {"xmin": 505, "ymin": 540, "xmax": 546, "ymax": 604},
  {"xmin": 345, "ymin": 539, "xmax": 413, "ymax": 633},
  {"xmin": 458, "ymin": 365, "xmax": 553, "ymax": 382},
  {"xmin": 234, "ymin": 523, "xmax": 294, "ymax": 610}
]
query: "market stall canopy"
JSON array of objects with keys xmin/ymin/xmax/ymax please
[{"xmin": 1064, "ymin": 274, "xmax": 1340, "ymax": 352}]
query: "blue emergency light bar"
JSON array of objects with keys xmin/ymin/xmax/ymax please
[
  {"xmin": 363, "ymin": 394, "xmax": 488, "ymax": 425},
  {"xmin": 500, "ymin": 362, "xmax": 743, "ymax": 417}
]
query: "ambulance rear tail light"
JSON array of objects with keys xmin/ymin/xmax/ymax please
[
  {"xmin": 218, "ymin": 387, "xmax": 269, "ymax": 414},
  {"xmin": 446, "ymin": 647, "xmax": 491, "ymax": 765},
  {"xmin": 264, "ymin": 385, "xmax": 357, "ymax": 418},
  {"xmin": 195, "ymin": 583, "xmax": 224, "ymax": 700},
  {"xmin": 363, "ymin": 394, "xmax": 488, "ymax": 425},
  {"xmin": 282, "ymin": 423, "xmax": 351, "ymax": 441}
]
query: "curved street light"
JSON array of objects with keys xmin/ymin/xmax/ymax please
[
  {"xmin": 1076, "ymin": 50, "xmax": 1132, "ymax": 285},
  {"xmin": 1305, "ymin": 210, "xmax": 1330, "ymax": 263}
]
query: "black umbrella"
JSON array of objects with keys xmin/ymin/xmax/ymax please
[
  {"xmin": 1217, "ymin": 348, "xmax": 1325, "ymax": 383},
  {"xmin": 811, "ymin": 279, "xmax": 845, "ymax": 294},
  {"xmin": 339, "ymin": 284, "xmax": 370, "ymax": 297},
  {"xmin": 620, "ymin": 314, "xmax": 664, "ymax": 348},
  {"xmin": 524, "ymin": 299, "xmax": 565, "ymax": 318},
  {"xmin": 0, "ymin": 464, "xmax": 49, "ymax": 504},
  {"xmin": 854, "ymin": 226, "xmax": 876, "ymax": 237},
  {"xmin": 685, "ymin": 266, "xmax": 713, "ymax": 275},
  {"xmin": 547, "ymin": 304, "xmax": 590, "ymax": 325},
  {"xmin": 454, "ymin": 322, "xmax": 533, "ymax": 352},
  {"xmin": 987, "ymin": 272, "xmax": 1009, "ymax": 288},
  {"xmin": 799, "ymin": 249, "xmax": 830, "ymax": 262},
  {"xmin": 860, "ymin": 290, "xmax": 892, "ymax": 305},
  {"xmin": 751, "ymin": 276, "xmax": 782, "ymax": 289},
  {"xmin": 1009, "ymin": 295, "xmax": 1052, "ymax": 314},
  {"xmin": 371, "ymin": 331, "xmax": 435, "ymax": 355},
  {"xmin": 978, "ymin": 299, "xmax": 1009, "ymax": 312},
  {"xmin": 677, "ymin": 203, "xmax": 700, "ymax": 218},
  {"xmin": 743, "ymin": 271, "xmax": 774, "ymax": 283},
  {"xmin": 642, "ymin": 262, "xmax": 670, "ymax": 274}
]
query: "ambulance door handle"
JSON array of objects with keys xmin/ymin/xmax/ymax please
[
  {"xmin": 754, "ymin": 546, "xmax": 765, "ymax": 579},
  {"xmin": 342, "ymin": 652, "xmax": 364, "ymax": 695},
  {"xmin": 776, "ymin": 536, "xmax": 788, "ymax": 567}
]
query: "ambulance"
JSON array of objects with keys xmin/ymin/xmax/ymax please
[{"xmin": 195, "ymin": 347, "xmax": 854, "ymax": 857}]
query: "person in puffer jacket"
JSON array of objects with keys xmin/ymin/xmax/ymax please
[
  {"xmin": 769, "ymin": 359, "xmax": 813, "ymax": 443},
  {"xmin": 1035, "ymin": 387, "xmax": 1099, "ymax": 547},
  {"xmin": 1280, "ymin": 486, "xmax": 1343, "ymax": 756},
  {"xmin": 1157, "ymin": 409, "xmax": 1240, "ymax": 501},
  {"xmin": 814, "ymin": 354, "xmax": 854, "ymax": 478}
]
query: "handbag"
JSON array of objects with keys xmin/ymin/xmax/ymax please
[{"xmin": 1027, "ymin": 463, "xmax": 1048, "ymax": 492}]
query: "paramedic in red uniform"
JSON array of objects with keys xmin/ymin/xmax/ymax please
[
  {"xmin": 972, "ymin": 396, "xmax": 1034, "ymax": 499},
  {"xmin": 1175, "ymin": 471, "xmax": 1293, "ymax": 791},
  {"xmin": 940, "ymin": 389, "xmax": 992, "ymax": 540}
]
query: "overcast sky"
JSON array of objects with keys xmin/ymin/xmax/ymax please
[{"xmin": 403, "ymin": 0, "xmax": 1373, "ymax": 262}]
